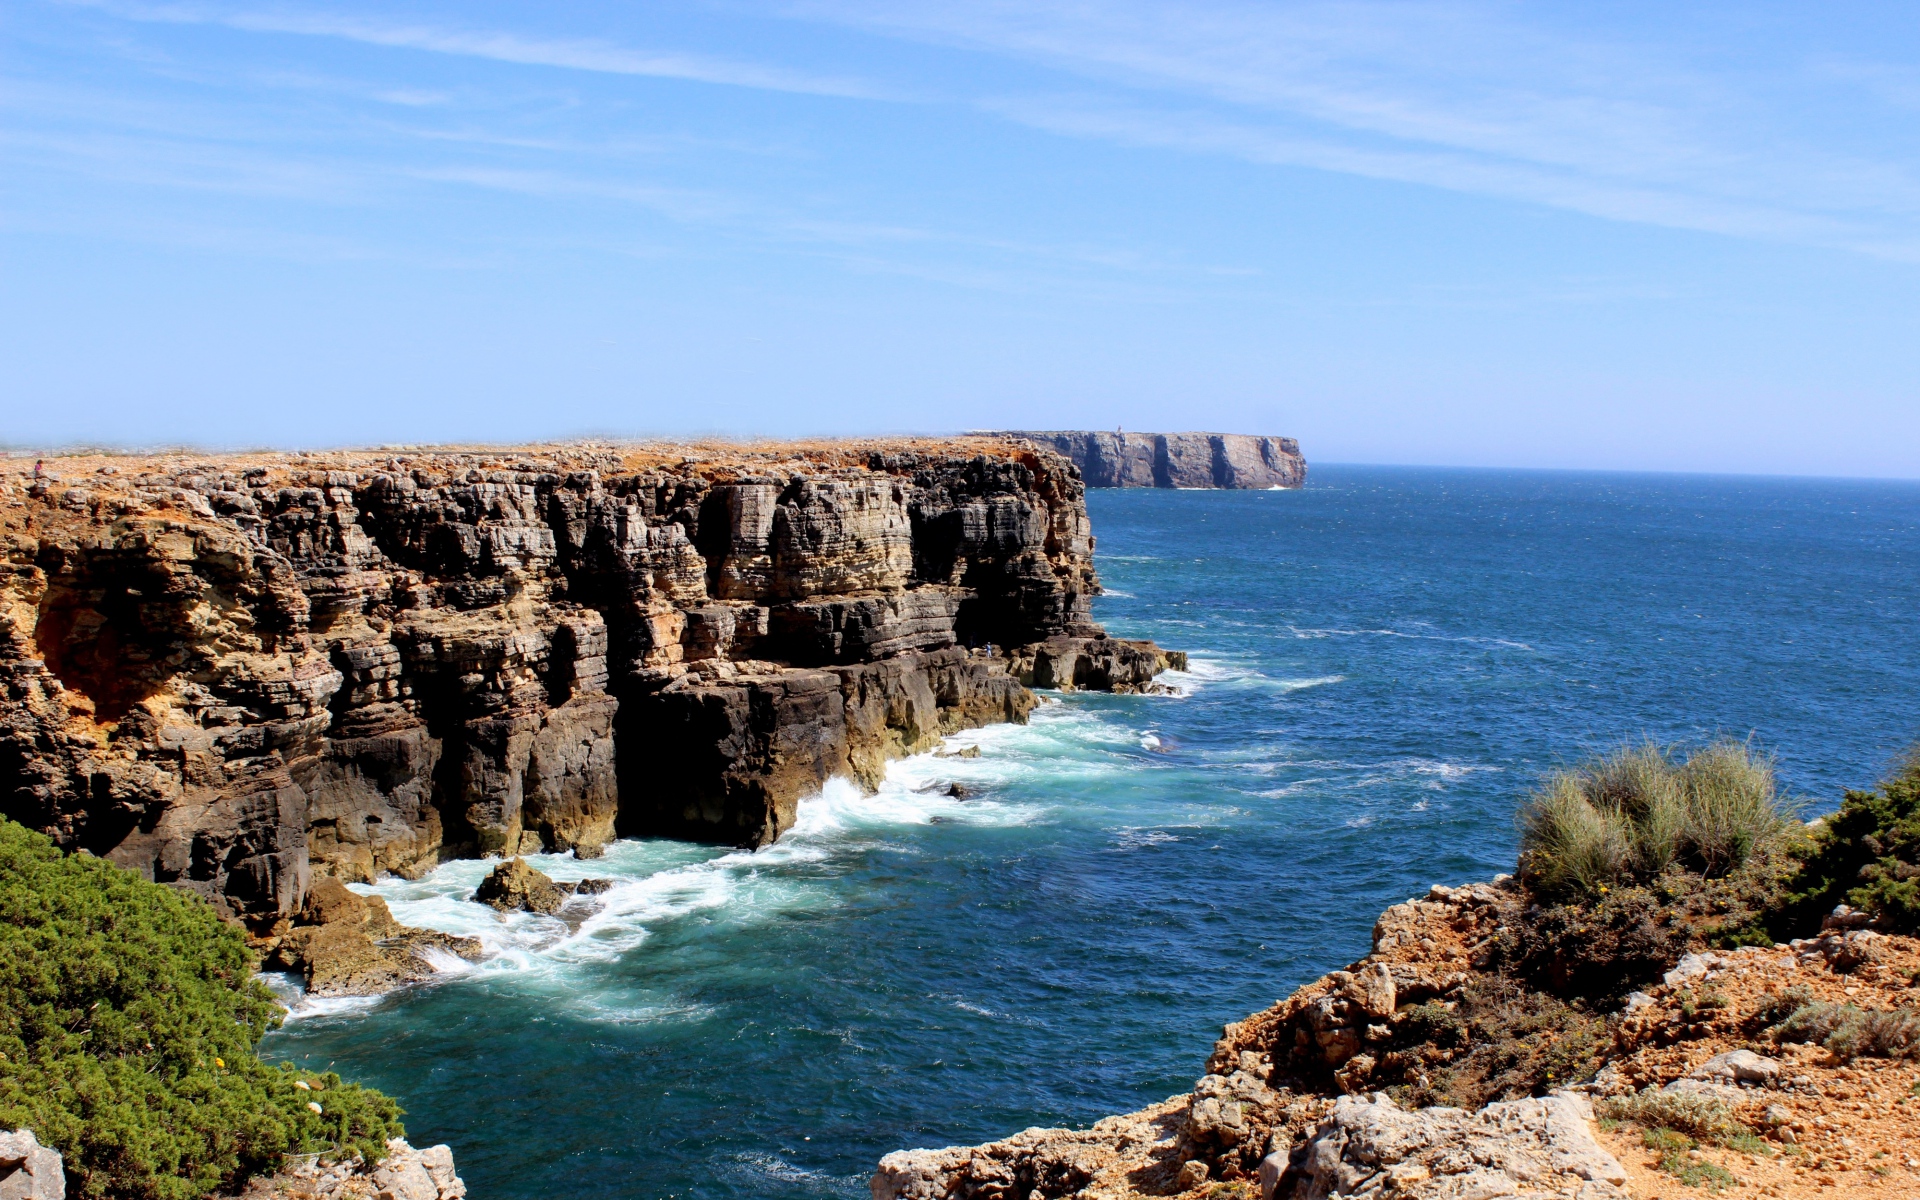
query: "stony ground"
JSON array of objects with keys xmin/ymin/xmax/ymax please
[
  {"xmin": 1590, "ymin": 929, "xmax": 1920, "ymax": 1199},
  {"xmin": 872, "ymin": 879, "xmax": 1920, "ymax": 1200}
]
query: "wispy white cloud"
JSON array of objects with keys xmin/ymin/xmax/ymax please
[
  {"xmin": 788, "ymin": 0, "xmax": 1920, "ymax": 259},
  {"xmin": 62, "ymin": 0, "xmax": 900, "ymax": 99},
  {"xmin": 30, "ymin": 0, "xmax": 1920, "ymax": 268}
]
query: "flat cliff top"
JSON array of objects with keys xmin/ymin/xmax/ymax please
[{"xmin": 2, "ymin": 435, "xmax": 1035, "ymax": 491}]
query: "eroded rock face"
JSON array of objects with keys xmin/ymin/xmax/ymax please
[
  {"xmin": 1008, "ymin": 432, "xmax": 1306, "ymax": 490},
  {"xmin": 1007, "ymin": 636, "xmax": 1189, "ymax": 694},
  {"xmin": 1, "ymin": 439, "xmax": 1172, "ymax": 928}
]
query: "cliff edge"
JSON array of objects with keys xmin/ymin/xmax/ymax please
[{"xmin": 0, "ymin": 438, "xmax": 1180, "ymax": 933}]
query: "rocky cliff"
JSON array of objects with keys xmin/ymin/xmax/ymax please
[
  {"xmin": 1006, "ymin": 433, "xmax": 1305, "ymax": 490},
  {"xmin": 0, "ymin": 439, "xmax": 1178, "ymax": 931}
]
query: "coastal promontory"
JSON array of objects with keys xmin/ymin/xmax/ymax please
[{"xmin": 1006, "ymin": 432, "xmax": 1305, "ymax": 490}]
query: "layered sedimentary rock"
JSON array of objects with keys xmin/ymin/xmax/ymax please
[
  {"xmin": 1007, "ymin": 432, "xmax": 1305, "ymax": 490},
  {"xmin": 0, "ymin": 439, "xmax": 1173, "ymax": 929}
]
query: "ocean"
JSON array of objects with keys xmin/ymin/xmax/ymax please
[{"xmin": 261, "ymin": 465, "xmax": 1920, "ymax": 1198}]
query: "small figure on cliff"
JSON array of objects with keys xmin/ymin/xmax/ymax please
[{"xmin": 33, "ymin": 459, "xmax": 44, "ymax": 480}]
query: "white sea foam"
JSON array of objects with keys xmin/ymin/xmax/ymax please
[
  {"xmin": 1286, "ymin": 626, "xmax": 1534, "ymax": 651},
  {"xmin": 314, "ymin": 727, "xmax": 1078, "ymax": 1013},
  {"xmin": 1112, "ymin": 827, "xmax": 1182, "ymax": 849}
]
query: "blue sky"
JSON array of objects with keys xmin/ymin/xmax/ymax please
[{"xmin": 5, "ymin": 1, "xmax": 1920, "ymax": 476}]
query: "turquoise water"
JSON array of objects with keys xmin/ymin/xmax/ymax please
[{"xmin": 263, "ymin": 466, "xmax": 1920, "ymax": 1198}]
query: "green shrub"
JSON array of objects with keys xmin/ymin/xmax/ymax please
[
  {"xmin": 1519, "ymin": 742, "xmax": 1792, "ymax": 901},
  {"xmin": 1777, "ymin": 751, "xmax": 1920, "ymax": 934},
  {"xmin": 0, "ymin": 819, "xmax": 404, "ymax": 1199},
  {"xmin": 1746, "ymin": 985, "xmax": 1813, "ymax": 1030}
]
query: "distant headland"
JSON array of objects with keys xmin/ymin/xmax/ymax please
[{"xmin": 1004, "ymin": 431, "xmax": 1305, "ymax": 490}]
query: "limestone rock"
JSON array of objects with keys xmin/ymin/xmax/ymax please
[
  {"xmin": 0, "ymin": 1129, "xmax": 64, "ymax": 1200},
  {"xmin": 474, "ymin": 857, "xmax": 566, "ymax": 914},
  {"xmin": 1186, "ymin": 1070, "xmax": 1279, "ymax": 1147},
  {"xmin": 1287, "ymin": 1092, "xmax": 1629, "ymax": 1200},
  {"xmin": 232, "ymin": 1137, "xmax": 464, "ymax": 1200},
  {"xmin": 1691, "ymin": 1048, "xmax": 1783, "ymax": 1087},
  {"xmin": 871, "ymin": 1097, "xmax": 1192, "ymax": 1200}
]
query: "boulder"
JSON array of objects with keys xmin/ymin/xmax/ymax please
[
  {"xmin": 475, "ymin": 857, "xmax": 567, "ymax": 914},
  {"xmin": 234, "ymin": 1137, "xmax": 464, "ymax": 1199},
  {"xmin": 1285, "ymin": 1092, "xmax": 1628, "ymax": 1200},
  {"xmin": 1690, "ymin": 1048, "xmax": 1783, "ymax": 1087},
  {"xmin": 262, "ymin": 877, "xmax": 483, "ymax": 997},
  {"xmin": 0, "ymin": 1130, "xmax": 64, "ymax": 1200}
]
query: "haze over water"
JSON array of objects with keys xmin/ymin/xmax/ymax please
[{"xmin": 263, "ymin": 466, "xmax": 1920, "ymax": 1198}]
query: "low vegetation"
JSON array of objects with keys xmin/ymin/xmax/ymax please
[
  {"xmin": 1639, "ymin": 1127, "xmax": 1739, "ymax": 1191},
  {"xmin": 1492, "ymin": 741, "xmax": 1806, "ymax": 1006},
  {"xmin": 1597, "ymin": 1088, "xmax": 1748, "ymax": 1144},
  {"xmin": 1769, "ymin": 1001, "xmax": 1920, "ymax": 1061},
  {"xmin": 1597, "ymin": 1090, "xmax": 1764, "ymax": 1191},
  {"xmin": 0, "ymin": 819, "xmax": 403, "ymax": 1200},
  {"xmin": 1390, "ymin": 977, "xmax": 1610, "ymax": 1109}
]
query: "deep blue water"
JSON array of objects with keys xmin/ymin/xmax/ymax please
[{"xmin": 263, "ymin": 465, "xmax": 1920, "ymax": 1198}]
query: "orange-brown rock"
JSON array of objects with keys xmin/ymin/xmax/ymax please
[
  {"xmin": 473, "ymin": 856, "xmax": 566, "ymax": 915},
  {"xmin": 260, "ymin": 877, "xmax": 482, "ymax": 998}
]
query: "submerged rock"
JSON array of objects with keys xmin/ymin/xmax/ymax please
[{"xmin": 475, "ymin": 857, "xmax": 567, "ymax": 914}]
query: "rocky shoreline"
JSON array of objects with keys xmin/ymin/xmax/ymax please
[
  {"xmin": 0, "ymin": 437, "xmax": 1181, "ymax": 941},
  {"xmin": 872, "ymin": 880, "xmax": 1920, "ymax": 1199}
]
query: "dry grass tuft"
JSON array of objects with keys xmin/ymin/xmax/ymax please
[{"xmin": 1519, "ymin": 742, "xmax": 1792, "ymax": 900}]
